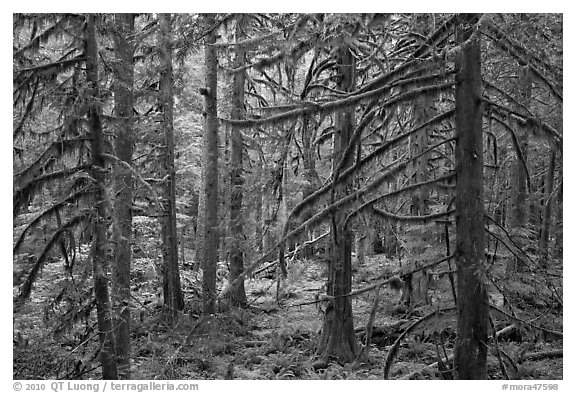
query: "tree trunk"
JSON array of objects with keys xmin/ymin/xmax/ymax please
[
  {"xmin": 158, "ymin": 13, "xmax": 184, "ymax": 320},
  {"xmin": 202, "ymin": 13, "xmax": 219, "ymax": 315},
  {"xmin": 195, "ymin": 177, "xmax": 205, "ymax": 269},
  {"xmin": 453, "ymin": 15, "xmax": 489, "ymax": 380},
  {"xmin": 317, "ymin": 44, "xmax": 357, "ymax": 362},
  {"xmin": 539, "ymin": 149, "xmax": 556, "ymax": 266},
  {"xmin": 111, "ymin": 12, "xmax": 134, "ymax": 379},
  {"xmin": 227, "ymin": 15, "xmax": 247, "ymax": 307},
  {"xmin": 85, "ymin": 14, "xmax": 118, "ymax": 380}
]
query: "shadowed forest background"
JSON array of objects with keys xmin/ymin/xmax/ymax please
[{"xmin": 13, "ymin": 13, "xmax": 563, "ymax": 380}]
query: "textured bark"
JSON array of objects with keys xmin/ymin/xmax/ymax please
[
  {"xmin": 111, "ymin": 13, "xmax": 134, "ymax": 379},
  {"xmin": 539, "ymin": 150, "xmax": 556, "ymax": 266},
  {"xmin": 195, "ymin": 177, "xmax": 205, "ymax": 269},
  {"xmin": 158, "ymin": 13, "xmax": 184, "ymax": 320},
  {"xmin": 317, "ymin": 44, "xmax": 357, "ymax": 362},
  {"xmin": 453, "ymin": 15, "xmax": 489, "ymax": 380},
  {"xmin": 228, "ymin": 16, "xmax": 247, "ymax": 307},
  {"xmin": 202, "ymin": 14, "xmax": 219, "ymax": 315},
  {"xmin": 85, "ymin": 14, "xmax": 118, "ymax": 380}
]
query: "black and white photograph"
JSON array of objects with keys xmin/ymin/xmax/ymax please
[{"xmin": 12, "ymin": 9, "xmax": 564, "ymax": 384}]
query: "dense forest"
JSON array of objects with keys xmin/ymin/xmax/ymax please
[{"xmin": 13, "ymin": 13, "xmax": 563, "ymax": 380}]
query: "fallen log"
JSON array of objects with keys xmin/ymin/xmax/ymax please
[{"xmin": 519, "ymin": 349, "xmax": 563, "ymax": 363}]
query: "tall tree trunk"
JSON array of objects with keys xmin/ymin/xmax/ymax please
[
  {"xmin": 111, "ymin": 12, "xmax": 134, "ymax": 379},
  {"xmin": 158, "ymin": 13, "xmax": 184, "ymax": 320},
  {"xmin": 227, "ymin": 15, "xmax": 247, "ymax": 307},
  {"xmin": 195, "ymin": 177, "xmax": 205, "ymax": 269},
  {"xmin": 539, "ymin": 149, "xmax": 556, "ymax": 266},
  {"xmin": 85, "ymin": 14, "xmax": 118, "ymax": 380},
  {"xmin": 202, "ymin": 14, "xmax": 219, "ymax": 315},
  {"xmin": 453, "ymin": 15, "xmax": 489, "ymax": 380},
  {"xmin": 317, "ymin": 44, "xmax": 357, "ymax": 362}
]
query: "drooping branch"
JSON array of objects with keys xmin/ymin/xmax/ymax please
[
  {"xmin": 289, "ymin": 109, "xmax": 454, "ymax": 220},
  {"xmin": 14, "ymin": 163, "xmax": 92, "ymax": 217},
  {"xmin": 280, "ymin": 135, "xmax": 456, "ymax": 270},
  {"xmin": 224, "ymin": 77, "xmax": 454, "ymax": 128},
  {"xmin": 384, "ymin": 306, "xmax": 457, "ymax": 379},
  {"xmin": 13, "ymin": 14, "xmax": 84, "ymax": 58},
  {"xmin": 13, "ymin": 187, "xmax": 95, "ymax": 254},
  {"xmin": 487, "ymin": 114, "xmax": 531, "ymax": 190},
  {"xmin": 371, "ymin": 206, "xmax": 456, "ymax": 224},
  {"xmin": 14, "ymin": 137, "xmax": 90, "ymax": 187},
  {"xmin": 345, "ymin": 172, "xmax": 456, "ymax": 227},
  {"xmin": 15, "ymin": 210, "xmax": 93, "ymax": 307},
  {"xmin": 483, "ymin": 98, "xmax": 562, "ymax": 148},
  {"xmin": 13, "ymin": 77, "xmax": 40, "ymax": 139},
  {"xmin": 482, "ymin": 21, "xmax": 562, "ymax": 103},
  {"xmin": 15, "ymin": 55, "xmax": 85, "ymax": 77}
]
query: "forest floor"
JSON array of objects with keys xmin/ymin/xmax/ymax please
[
  {"xmin": 13, "ymin": 249, "xmax": 563, "ymax": 380},
  {"xmin": 130, "ymin": 251, "xmax": 564, "ymax": 380}
]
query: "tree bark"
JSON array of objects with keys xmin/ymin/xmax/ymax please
[
  {"xmin": 453, "ymin": 15, "xmax": 489, "ymax": 380},
  {"xmin": 202, "ymin": 13, "xmax": 219, "ymax": 315},
  {"xmin": 227, "ymin": 15, "xmax": 247, "ymax": 307},
  {"xmin": 85, "ymin": 14, "xmax": 118, "ymax": 380},
  {"xmin": 317, "ymin": 44, "xmax": 357, "ymax": 362},
  {"xmin": 158, "ymin": 13, "xmax": 184, "ymax": 320},
  {"xmin": 111, "ymin": 12, "xmax": 134, "ymax": 379}
]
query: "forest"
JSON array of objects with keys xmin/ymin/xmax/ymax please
[{"xmin": 13, "ymin": 13, "xmax": 563, "ymax": 380}]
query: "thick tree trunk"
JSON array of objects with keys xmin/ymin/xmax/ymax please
[
  {"xmin": 317, "ymin": 44, "xmax": 357, "ymax": 362},
  {"xmin": 227, "ymin": 15, "xmax": 247, "ymax": 307},
  {"xmin": 453, "ymin": 15, "xmax": 489, "ymax": 380},
  {"xmin": 202, "ymin": 13, "xmax": 219, "ymax": 315},
  {"xmin": 111, "ymin": 13, "xmax": 134, "ymax": 379},
  {"xmin": 85, "ymin": 14, "xmax": 118, "ymax": 380},
  {"xmin": 539, "ymin": 150, "xmax": 556, "ymax": 266},
  {"xmin": 158, "ymin": 13, "xmax": 184, "ymax": 320}
]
